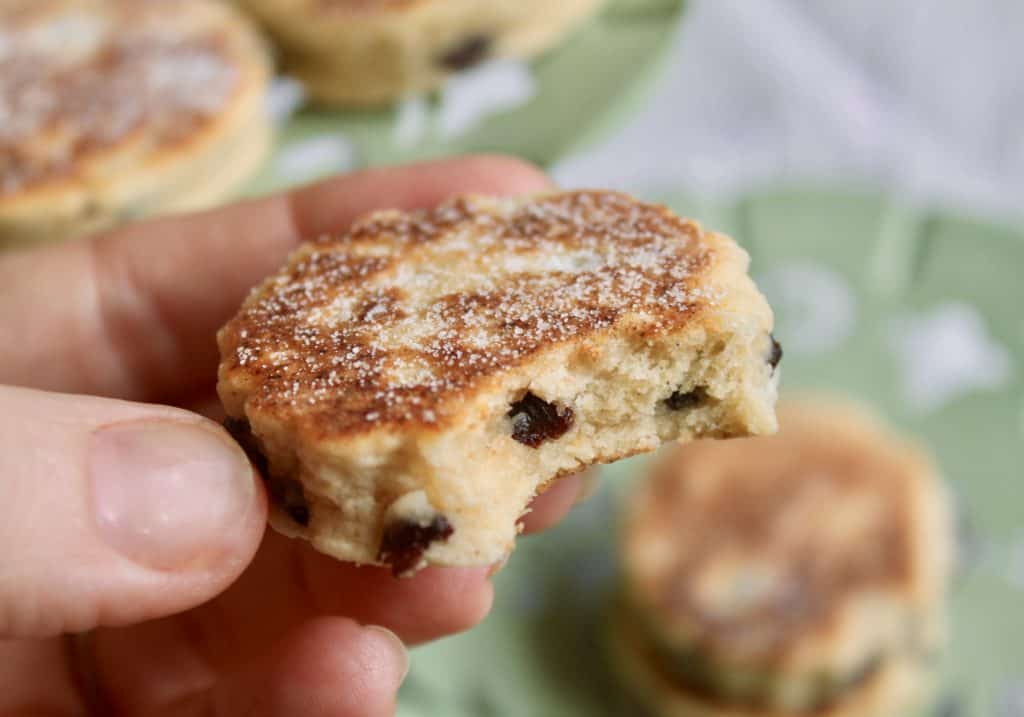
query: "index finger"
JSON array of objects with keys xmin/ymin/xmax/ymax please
[{"xmin": 0, "ymin": 156, "xmax": 551, "ymax": 401}]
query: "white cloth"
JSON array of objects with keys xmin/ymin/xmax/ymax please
[{"xmin": 554, "ymin": 0, "xmax": 1024, "ymax": 220}]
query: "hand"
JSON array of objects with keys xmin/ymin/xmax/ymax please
[{"xmin": 0, "ymin": 156, "xmax": 586, "ymax": 716}]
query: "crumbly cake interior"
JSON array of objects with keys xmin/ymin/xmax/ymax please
[
  {"xmin": 219, "ymin": 191, "xmax": 778, "ymax": 573},
  {"xmin": 0, "ymin": 0, "xmax": 243, "ymax": 196}
]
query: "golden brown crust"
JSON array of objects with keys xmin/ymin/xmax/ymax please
[
  {"xmin": 0, "ymin": 0, "xmax": 259, "ymax": 200},
  {"xmin": 218, "ymin": 191, "xmax": 722, "ymax": 439}
]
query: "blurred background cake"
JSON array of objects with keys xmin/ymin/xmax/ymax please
[
  {"xmin": 233, "ymin": 0, "xmax": 604, "ymax": 106},
  {"xmin": 612, "ymin": 400, "xmax": 954, "ymax": 716},
  {"xmin": 0, "ymin": 0, "xmax": 271, "ymax": 249}
]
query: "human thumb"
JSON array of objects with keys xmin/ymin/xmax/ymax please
[{"xmin": 0, "ymin": 385, "xmax": 265, "ymax": 638}]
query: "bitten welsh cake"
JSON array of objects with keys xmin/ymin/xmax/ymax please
[{"xmin": 218, "ymin": 191, "xmax": 780, "ymax": 574}]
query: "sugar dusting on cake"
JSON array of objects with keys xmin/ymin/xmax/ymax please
[{"xmin": 221, "ymin": 192, "xmax": 725, "ymax": 433}]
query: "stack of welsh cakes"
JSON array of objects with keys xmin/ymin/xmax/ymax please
[{"xmin": 612, "ymin": 400, "xmax": 955, "ymax": 717}]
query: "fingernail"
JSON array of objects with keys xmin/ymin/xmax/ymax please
[
  {"xmin": 574, "ymin": 469, "xmax": 601, "ymax": 505},
  {"xmin": 89, "ymin": 420, "xmax": 255, "ymax": 571},
  {"xmin": 365, "ymin": 625, "xmax": 410, "ymax": 683}
]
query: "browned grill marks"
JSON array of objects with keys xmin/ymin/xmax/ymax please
[
  {"xmin": 378, "ymin": 515, "xmax": 455, "ymax": 577},
  {"xmin": 508, "ymin": 392, "xmax": 575, "ymax": 447},
  {"xmin": 220, "ymin": 192, "xmax": 720, "ymax": 439},
  {"xmin": 355, "ymin": 287, "xmax": 407, "ymax": 322}
]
